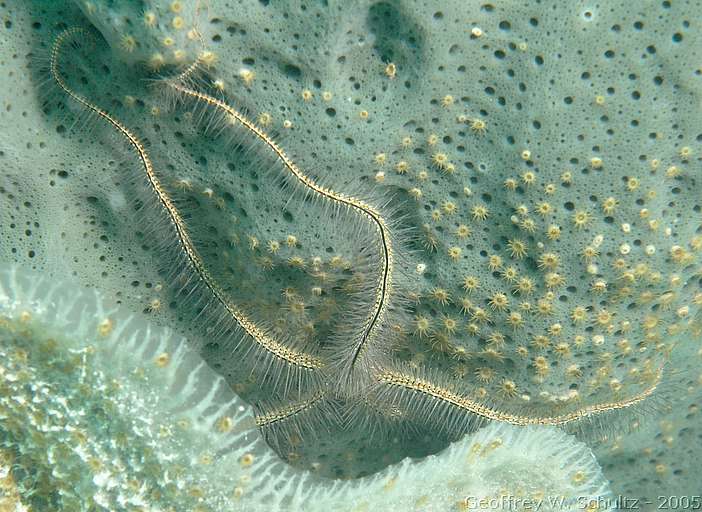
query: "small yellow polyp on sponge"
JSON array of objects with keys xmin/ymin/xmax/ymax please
[
  {"xmin": 0, "ymin": 265, "xmax": 611, "ymax": 511},
  {"xmin": 73, "ymin": 0, "xmax": 213, "ymax": 69}
]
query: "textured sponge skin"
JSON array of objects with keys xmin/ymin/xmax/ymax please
[{"xmin": 0, "ymin": 0, "xmax": 700, "ymax": 502}]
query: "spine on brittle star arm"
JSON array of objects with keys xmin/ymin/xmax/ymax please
[
  {"xmin": 50, "ymin": 28, "xmax": 322, "ymax": 373},
  {"xmin": 254, "ymin": 391, "xmax": 329, "ymax": 429},
  {"xmin": 167, "ymin": 81, "xmax": 394, "ymax": 376},
  {"xmin": 254, "ymin": 390, "xmax": 341, "ymax": 450},
  {"xmin": 374, "ymin": 368, "xmax": 663, "ymax": 428}
]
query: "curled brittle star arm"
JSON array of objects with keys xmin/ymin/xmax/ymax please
[
  {"xmin": 167, "ymin": 80, "xmax": 394, "ymax": 373},
  {"xmin": 375, "ymin": 369, "xmax": 662, "ymax": 426},
  {"xmin": 51, "ymin": 28, "xmax": 322, "ymax": 372}
]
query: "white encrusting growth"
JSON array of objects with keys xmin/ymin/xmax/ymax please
[{"xmin": 0, "ymin": 265, "xmax": 612, "ymax": 511}]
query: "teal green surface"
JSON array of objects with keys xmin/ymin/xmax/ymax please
[{"xmin": 0, "ymin": 0, "xmax": 701, "ymax": 509}]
